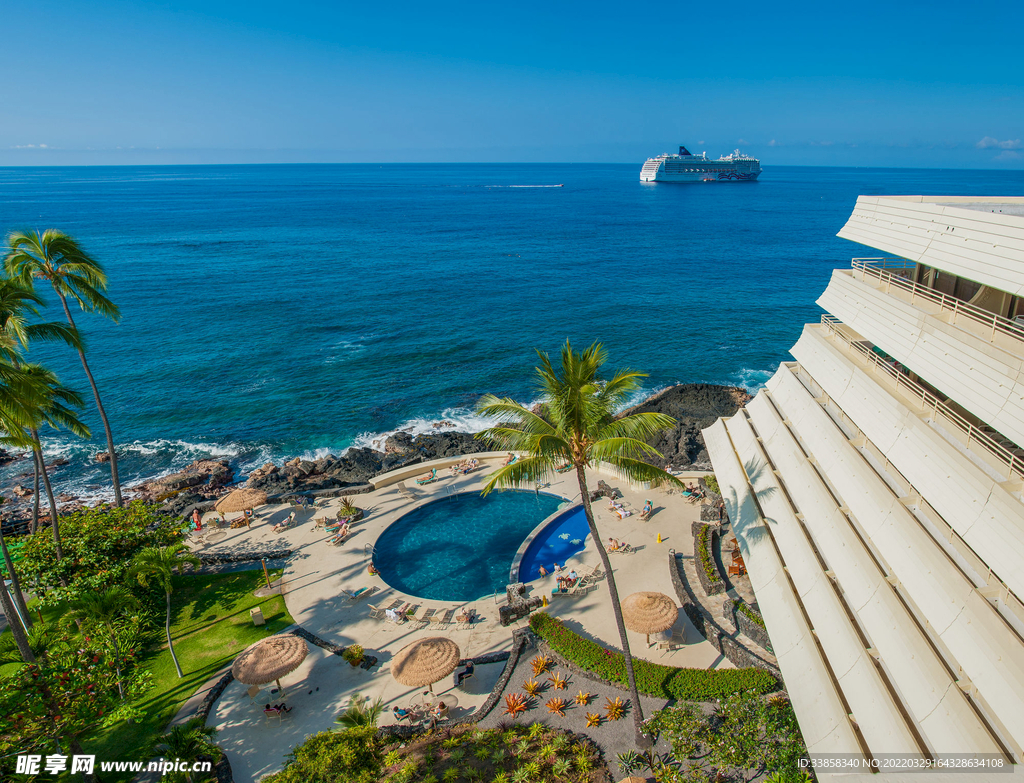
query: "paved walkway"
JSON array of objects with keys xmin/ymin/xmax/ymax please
[{"xmin": 195, "ymin": 457, "xmax": 728, "ymax": 781}]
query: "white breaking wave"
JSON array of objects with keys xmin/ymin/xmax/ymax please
[
  {"xmin": 731, "ymin": 367, "xmax": 777, "ymax": 394},
  {"xmin": 348, "ymin": 406, "xmax": 504, "ymax": 453}
]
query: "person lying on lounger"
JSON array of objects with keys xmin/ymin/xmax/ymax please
[
  {"xmin": 273, "ymin": 512, "xmax": 297, "ymax": 533},
  {"xmin": 502, "ymin": 453, "xmax": 517, "ymax": 466},
  {"xmin": 640, "ymin": 500, "xmax": 653, "ymax": 519},
  {"xmin": 607, "ymin": 537, "xmax": 632, "ymax": 552}
]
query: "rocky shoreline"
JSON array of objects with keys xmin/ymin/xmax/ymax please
[{"xmin": 2, "ymin": 383, "xmax": 751, "ymax": 522}]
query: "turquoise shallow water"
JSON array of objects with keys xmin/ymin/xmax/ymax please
[
  {"xmin": 0, "ymin": 163, "xmax": 1022, "ymax": 499},
  {"xmin": 517, "ymin": 506, "xmax": 591, "ymax": 583},
  {"xmin": 373, "ymin": 490, "xmax": 566, "ymax": 602}
]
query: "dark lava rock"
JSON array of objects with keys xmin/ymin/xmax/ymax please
[
  {"xmin": 384, "ymin": 431, "xmax": 414, "ymax": 454},
  {"xmin": 95, "ymin": 452, "xmax": 111, "ymax": 463},
  {"xmin": 620, "ymin": 383, "xmax": 751, "ymax": 470},
  {"xmin": 131, "ymin": 459, "xmax": 234, "ymax": 502}
]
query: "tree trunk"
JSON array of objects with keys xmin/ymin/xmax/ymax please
[
  {"xmin": 0, "ymin": 526, "xmax": 31, "ymax": 630},
  {"xmin": 32, "ymin": 437, "xmax": 63, "ymax": 561},
  {"xmin": 0, "ymin": 571, "xmax": 35, "ymax": 662},
  {"xmin": 166, "ymin": 590, "xmax": 183, "ymax": 678},
  {"xmin": 575, "ymin": 462, "xmax": 649, "ymax": 748},
  {"xmin": 110, "ymin": 628, "xmax": 125, "ymax": 700},
  {"xmin": 31, "ymin": 453, "xmax": 40, "ymax": 535},
  {"xmin": 57, "ymin": 293, "xmax": 122, "ymax": 507}
]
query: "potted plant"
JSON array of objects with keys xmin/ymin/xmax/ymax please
[
  {"xmin": 337, "ymin": 496, "xmax": 364, "ymax": 523},
  {"xmin": 342, "ymin": 644, "xmax": 365, "ymax": 668}
]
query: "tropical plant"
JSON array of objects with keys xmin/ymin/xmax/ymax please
[
  {"xmin": 5, "ymin": 229, "xmax": 124, "ymax": 505},
  {"xmin": 574, "ymin": 689, "xmax": 591, "ymax": 706},
  {"xmin": 61, "ymin": 585, "xmax": 140, "ymax": 699},
  {"xmin": 130, "ymin": 543, "xmax": 201, "ymax": 678},
  {"xmin": 0, "ymin": 363, "xmax": 89, "ymax": 561},
  {"xmin": 342, "ymin": 644, "xmax": 365, "ymax": 666},
  {"xmin": 704, "ymin": 474, "xmax": 720, "ymax": 494},
  {"xmin": 545, "ymin": 697, "xmax": 567, "ymax": 716},
  {"xmin": 548, "ymin": 671, "xmax": 568, "ymax": 690},
  {"xmin": 335, "ymin": 694, "xmax": 384, "ymax": 728},
  {"xmin": 0, "ymin": 518, "xmax": 31, "ymax": 633},
  {"xmin": 153, "ymin": 717, "xmax": 221, "ymax": 783},
  {"xmin": 522, "ymin": 678, "xmax": 543, "ymax": 696},
  {"xmin": 260, "ymin": 727, "xmax": 384, "ymax": 783},
  {"xmin": 585, "ymin": 712, "xmax": 602, "ymax": 728},
  {"xmin": 617, "ymin": 750, "xmax": 643, "ymax": 774},
  {"xmin": 503, "ymin": 692, "xmax": 529, "ymax": 717},
  {"xmin": 530, "ymin": 654, "xmax": 552, "ymax": 676},
  {"xmin": 477, "ymin": 340, "xmax": 682, "ymax": 744},
  {"xmin": 605, "ymin": 696, "xmax": 626, "ymax": 721}
]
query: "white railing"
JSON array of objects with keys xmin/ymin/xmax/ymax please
[
  {"xmin": 850, "ymin": 258, "xmax": 1024, "ymax": 345},
  {"xmin": 820, "ymin": 315, "xmax": 1024, "ymax": 481}
]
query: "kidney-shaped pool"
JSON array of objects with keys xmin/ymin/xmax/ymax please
[{"xmin": 373, "ymin": 489, "xmax": 567, "ymax": 602}]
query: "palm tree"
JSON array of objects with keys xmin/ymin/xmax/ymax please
[
  {"xmin": 61, "ymin": 586, "xmax": 139, "ymax": 699},
  {"xmin": 335, "ymin": 694, "xmax": 385, "ymax": 728},
  {"xmin": 0, "ymin": 277, "xmax": 81, "ymax": 534},
  {"xmin": 131, "ymin": 544, "xmax": 200, "ymax": 678},
  {"xmin": 476, "ymin": 340, "xmax": 682, "ymax": 747},
  {"xmin": 0, "ymin": 518, "xmax": 32, "ymax": 631},
  {"xmin": 4, "ymin": 230, "xmax": 124, "ymax": 506},
  {"xmin": 0, "ymin": 576, "xmax": 34, "ymax": 663},
  {"xmin": 154, "ymin": 717, "xmax": 221, "ymax": 783},
  {"xmin": 0, "ymin": 620, "xmax": 53, "ymax": 666},
  {"xmin": 0, "ymin": 364, "xmax": 90, "ymax": 560}
]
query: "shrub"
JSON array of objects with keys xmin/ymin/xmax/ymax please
[
  {"xmin": 19, "ymin": 502, "xmax": 180, "ymax": 606},
  {"xmin": 696, "ymin": 525, "xmax": 720, "ymax": 584},
  {"xmin": 261, "ymin": 727, "xmax": 383, "ymax": 783},
  {"xmin": 342, "ymin": 644, "xmax": 365, "ymax": 665},
  {"xmin": 529, "ymin": 613, "xmax": 776, "ymax": 701},
  {"xmin": 704, "ymin": 474, "xmax": 720, "ymax": 494},
  {"xmin": 735, "ymin": 599, "xmax": 766, "ymax": 629}
]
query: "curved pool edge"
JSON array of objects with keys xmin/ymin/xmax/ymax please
[
  {"xmin": 372, "ymin": 488, "xmax": 570, "ymax": 602},
  {"xmin": 509, "ymin": 500, "xmax": 585, "ymax": 584}
]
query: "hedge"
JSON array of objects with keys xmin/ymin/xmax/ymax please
[
  {"xmin": 529, "ymin": 613, "xmax": 777, "ymax": 701},
  {"xmin": 697, "ymin": 525, "xmax": 718, "ymax": 583}
]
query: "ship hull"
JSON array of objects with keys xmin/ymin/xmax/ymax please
[{"xmin": 642, "ymin": 170, "xmax": 761, "ymax": 183}]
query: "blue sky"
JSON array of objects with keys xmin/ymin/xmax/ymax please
[{"xmin": 1, "ymin": 0, "xmax": 1021, "ymax": 167}]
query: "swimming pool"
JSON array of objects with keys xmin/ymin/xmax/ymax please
[
  {"xmin": 516, "ymin": 505, "xmax": 591, "ymax": 582},
  {"xmin": 373, "ymin": 490, "xmax": 566, "ymax": 602}
]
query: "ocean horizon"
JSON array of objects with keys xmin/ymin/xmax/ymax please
[{"xmin": 2, "ymin": 162, "xmax": 1023, "ymax": 503}]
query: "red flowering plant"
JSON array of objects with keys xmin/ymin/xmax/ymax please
[
  {"xmin": 19, "ymin": 501, "xmax": 180, "ymax": 607},
  {"xmin": 0, "ymin": 632, "xmax": 151, "ymax": 759}
]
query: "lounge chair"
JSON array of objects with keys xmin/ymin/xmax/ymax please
[
  {"xmin": 554, "ymin": 463, "xmax": 572, "ymax": 474},
  {"xmin": 343, "ymin": 586, "xmax": 377, "ymax": 603},
  {"xmin": 578, "ymin": 565, "xmax": 604, "ymax": 584},
  {"xmin": 247, "ymin": 684, "xmax": 265, "ymax": 704},
  {"xmin": 397, "ymin": 481, "xmax": 418, "ymax": 499},
  {"xmin": 415, "ymin": 607, "xmax": 436, "ymax": 628},
  {"xmin": 415, "ymin": 469, "xmax": 437, "ymax": 486},
  {"xmin": 431, "ymin": 608, "xmax": 455, "ymax": 630},
  {"xmin": 369, "ymin": 599, "xmax": 403, "ymax": 619}
]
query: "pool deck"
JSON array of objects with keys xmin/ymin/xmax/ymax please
[{"xmin": 193, "ymin": 456, "xmax": 726, "ymax": 781}]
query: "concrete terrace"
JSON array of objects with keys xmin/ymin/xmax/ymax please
[{"xmin": 191, "ymin": 455, "xmax": 728, "ymax": 781}]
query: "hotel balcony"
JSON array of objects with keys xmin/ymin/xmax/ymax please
[{"xmin": 817, "ymin": 261, "xmax": 1024, "ymax": 449}]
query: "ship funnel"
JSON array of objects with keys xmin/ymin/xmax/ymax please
[{"xmin": 678, "ymin": 145, "xmax": 692, "ymax": 156}]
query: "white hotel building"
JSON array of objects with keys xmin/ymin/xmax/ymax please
[{"xmin": 703, "ymin": 197, "xmax": 1024, "ymax": 779}]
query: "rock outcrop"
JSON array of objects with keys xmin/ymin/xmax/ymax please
[
  {"xmin": 620, "ymin": 383, "xmax": 751, "ymax": 470},
  {"xmin": 130, "ymin": 459, "xmax": 235, "ymax": 503}
]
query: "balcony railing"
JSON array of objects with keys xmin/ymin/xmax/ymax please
[
  {"xmin": 851, "ymin": 258, "xmax": 1024, "ymax": 346},
  {"xmin": 820, "ymin": 314, "xmax": 1024, "ymax": 482}
]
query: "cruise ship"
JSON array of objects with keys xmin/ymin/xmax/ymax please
[
  {"xmin": 639, "ymin": 146, "xmax": 761, "ymax": 183},
  {"xmin": 704, "ymin": 197, "xmax": 1024, "ymax": 778}
]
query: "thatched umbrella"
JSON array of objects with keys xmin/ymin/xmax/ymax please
[
  {"xmin": 621, "ymin": 591, "xmax": 677, "ymax": 647},
  {"xmin": 215, "ymin": 489, "xmax": 269, "ymax": 526},
  {"xmin": 391, "ymin": 637, "xmax": 461, "ymax": 693},
  {"xmin": 232, "ymin": 634, "xmax": 308, "ymax": 699}
]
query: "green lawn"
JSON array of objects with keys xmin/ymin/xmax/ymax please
[{"xmin": 82, "ymin": 568, "xmax": 294, "ymax": 778}]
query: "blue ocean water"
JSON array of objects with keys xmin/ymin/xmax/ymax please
[
  {"xmin": 372, "ymin": 489, "xmax": 565, "ymax": 601},
  {"xmin": 0, "ymin": 163, "xmax": 1022, "ymax": 499}
]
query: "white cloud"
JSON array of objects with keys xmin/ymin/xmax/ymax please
[
  {"xmin": 11, "ymin": 143, "xmax": 48, "ymax": 149},
  {"xmin": 737, "ymin": 138, "xmax": 748, "ymax": 145},
  {"xmin": 977, "ymin": 136, "xmax": 1022, "ymax": 150},
  {"xmin": 809, "ymin": 140, "xmax": 836, "ymax": 147},
  {"xmin": 767, "ymin": 139, "xmax": 778, "ymax": 147},
  {"xmin": 995, "ymin": 150, "xmax": 1022, "ymax": 161},
  {"xmin": 697, "ymin": 140, "xmax": 705, "ymax": 145}
]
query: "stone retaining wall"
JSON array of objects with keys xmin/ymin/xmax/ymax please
[
  {"xmin": 197, "ymin": 548, "xmax": 292, "ymax": 566},
  {"xmin": 691, "ymin": 522, "xmax": 726, "ymax": 596},
  {"xmin": 731, "ymin": 600, "xmax": 773, "ymax": 652},
  {"xmin": 667, "ymin": 552, "xmax": 781, "ymax": 680}
]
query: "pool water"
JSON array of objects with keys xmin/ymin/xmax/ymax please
[
  {"xmin": 373, "ymin": 490, "xmax": 566, "ymax": 602},
  {"xmin": 517, "ymin": 506, "xmax": 591, "ymax": 582}
]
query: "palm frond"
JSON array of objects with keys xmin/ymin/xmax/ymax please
[
  {"xmin": 600, "ymin": 455, "xmax": 685, "ymax": 488},
  {"xmin": 597, "ymin": 411, "xmax": 677, "ymax": 443},
  {"xmin": 481, "ymin": 454, "xmax": 564, "ymax": 494},
  {"xmin": 589, "ymin": 436, "xmax": 665, "ymax": 462}
]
